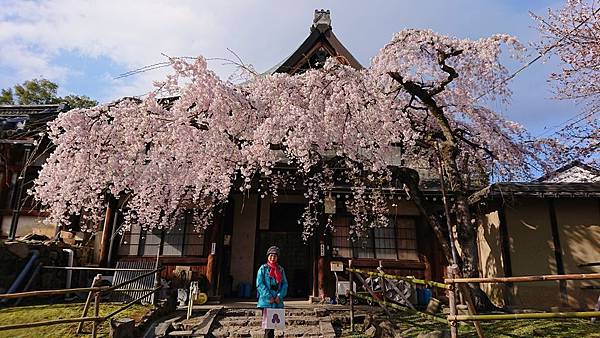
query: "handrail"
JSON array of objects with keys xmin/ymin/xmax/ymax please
[
  {"xmin": 100, "ymin": 267, "xmax": 162, "ymax": 294},
  {"xmin": 449, "ymin": 311, "xmax": 600, "ymax": 321},
  {"xmin": 445, "ymin": 272, "xmax": 600, "ymax": 284},
  {"xmin": 0, "ymin": 267, "xmax": 163, "ymax": 299},
  {"xmin": 0, "ymin": 286, "xmax": 108, "ymax": 299},
  {"xmin": 0, "ymin": 287, "xmax": 163, "ymax": 332},
  {"xmin": 104, "ymin": 286, "xmax": 161, "ymax": 320},
  {"xmin": 0, "ymin": 316, "xmax": 104, "ymax": 331},
  {"xmin": 0, "ymin": 266, "xmax": 164, "ymax": 337},
  {"xmin": 444, "ymin": 269, "xmax": 600, "ymax": 338},
  {"xmin": 347, "ymin": 267, "xmax": 450, "ymax": 289},
  {"xmin": 43, "ymin": 266, "xmax": 156, "ymax": 272}
]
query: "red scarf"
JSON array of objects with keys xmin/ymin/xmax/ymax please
[{"xmin": 267, "ymin": 262, "xmax": 282, "ymax": 284}]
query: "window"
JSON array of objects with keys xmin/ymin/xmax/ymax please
[
  {"xmin": 119, "ymin": 224, "xmax": 141, "ymax": 256},
  {"xmin": 331, "ymin": 215, "xmax": 418, "ymax": 260},
  {"xmin": 396, "ymin": 218, "xmax": 418, "ymax": 260},
  {"xmin": 140, "ymin": 229, "xmax": 162, "ymax": 256},
  {"xmin": 118, "ymin": 211, "xmax": 205, "ymax": 257},
  {"xmin": 162, "ymin": 222, "xmax": 184, "ymax": 256},
  {"xmin": 331, "ymin": 217, "xmax": 352, "ymax": 258}
]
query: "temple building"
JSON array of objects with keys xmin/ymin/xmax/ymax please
[{"xmin": 116, "ymin": 10, "xmax": 449, "ymax": 300}]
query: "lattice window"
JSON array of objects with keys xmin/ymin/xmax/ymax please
[
  {"xmin": 118, "ymin": 223, "xmax": 141, "ymax": 256},
  {"xmin": 183, "ymin": 223, "xmax": 205, "ymax": 256},
  {"xmin": 395, "ymin": 218, "xmax": 418, "ymax": 260},
  {"xmin": 330, "ymin": 215, "xmax": 418, "ymax": 260},
  {"xmin": 331, "ymin": 216, "xmax": 352, "ymax": 258},
  {"xmin": 374, "ymin": 224, "xmax": 397, "ymax": 259},
  {"xmin": 118, "ymin": 210, "xmax": 205, "ymax": 257},
  {"xmin": 162, "ymin": 220, "xmax": 184, "ymax": 256},
  {"xmin": 141, "ymin": 229, "xmax": 161, "ymax": 256}
]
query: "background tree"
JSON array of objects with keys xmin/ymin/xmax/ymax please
[
  {"xmin": 533, "ymin": 0, "xmax": 600, "ymax": 165},
  {"xmin": 0, "ymin": 78, "xmax": 97, "ymax": 108}
]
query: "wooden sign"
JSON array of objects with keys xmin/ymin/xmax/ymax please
[
  {"xmin": 330, "ymin": 261, "xmax": 344, "ymax": 272},
  {"xmin": 324, "ymin": 195, "xmax": 336, "ymax": 214}
]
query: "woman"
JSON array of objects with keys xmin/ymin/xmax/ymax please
[{"xmin": 256, "ymin": 245, "xmax": 288, "ymax": 338}]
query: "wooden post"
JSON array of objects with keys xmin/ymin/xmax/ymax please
[
  {"xmin": 348, "ymin": 260, "xmax": 354, "ymax": 332},
  {"xmin": 548, "ymin": 199, "xmax": 568, "ymax": 307},
  {"xmin": 379, "ymin": 261, "xmax": 387, "ymax": 309},
  {"xmin": 92, "ymin": 290, "xmax": 100, "ymax": 338},
  {"xmin": 153, "ymin": 250, "xmax": 160, "ymax": 305},
  {"xmin": 447, "ymin": 266, "xmax": 458, "ymax": 338},
  {"xmin": 99, "ymin": 196, "xmax": 117, "ymax": 267},
  {"xmin": 206, "ymin": 213, "xmax": 220, "ymax": 296},
  {"xmin": 318, "ymin": 239, "xmax": 326, "ymax": 299},
  {"xmin": 77, "ymin": 274, "xmax": 102, "ymax": 334}
]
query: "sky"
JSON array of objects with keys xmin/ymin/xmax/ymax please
[{"xmin": 0, "ymin": 0, "xmax": 579, "ymax": 137}]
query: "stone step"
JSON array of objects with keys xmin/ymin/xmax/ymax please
[
  {"xmin": 221, "ymin": 309, "xmax": 317, "ymax": 317},
  {"xmin": 217, "ymin": 315, "xmax": 322, "ymax": 323},
  {"xmin": 210, "ymin": 325, "xmax": 323, "ymax": 338}
]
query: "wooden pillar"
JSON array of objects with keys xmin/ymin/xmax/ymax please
[
  {"xmin": 348, "ymin": 260, "xmax": 354, "ymax": 332},
  {"xmin": 548, "ymin": 199, "xmax": 568, "ymax": 307},
  {"xmin": 317, "ymin": 238, "xmax": 327, "ymax": 298},
  {"xmin": 206, "ymin": 212, "xmax": 221, "ymax": 296},
  {"xmin": 99, "ymin": 196, "xmax": 117, "ymax": 267},
  {"xmin": 498, "ymin": 204, "xmax": 514, "ymax": 306}
]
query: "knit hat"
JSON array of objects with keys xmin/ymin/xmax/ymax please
[{"xmin": 266, "ymin": 246, "xmax": 280, "ymax": 257}]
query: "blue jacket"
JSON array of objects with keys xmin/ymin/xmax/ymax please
[{"xmin": 256, "ymin": 264, "xmax": 288, "ymax": 308}]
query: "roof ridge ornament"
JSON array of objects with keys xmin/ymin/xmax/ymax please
[{"xmin": 312, "ymin": 9, "xmax": 331, "ymax": 33}]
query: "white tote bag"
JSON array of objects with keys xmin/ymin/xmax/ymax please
[{"xmin": 262, "ymin": 308, "xmax": 285, "ymax": 330}]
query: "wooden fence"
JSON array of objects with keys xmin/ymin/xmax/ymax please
[
  {"xmin": 444, "ymin": 265, "xmax": 600, "ymax": 338},
  {"xmin": 345, "ymin": 262, "xmax": 600, "ymax": 338},
  {"xmin": 0, "ymin": 267, "xmax": 163, "ymax": 337}
]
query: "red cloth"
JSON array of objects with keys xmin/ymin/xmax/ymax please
[{"xmin": 267, "ymin": 262, "xmax": 282, "ymax": 284}]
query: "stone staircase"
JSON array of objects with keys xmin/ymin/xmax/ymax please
[
  {"xmin": 156, "ymin": 307, "xmax": 337, "ymax": 337},
  {"xmin": 210, "ymin": 308, "xmax": 335, "ymax": 337}
]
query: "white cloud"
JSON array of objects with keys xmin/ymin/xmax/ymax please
[
  {"xmin": 0, "ymin": 41, "xmax": 69, "ymax": 86},
  {"xmin": 0, "ymin": 0, "xmax": 568, "ymax": 119}
]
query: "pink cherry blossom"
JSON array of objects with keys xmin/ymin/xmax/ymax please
[{"xmin": 33, "ymin": 30, "xmax": 553, "ymax": 240}]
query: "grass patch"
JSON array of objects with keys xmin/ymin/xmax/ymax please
[
  {"xmin": 0, "ymin": 302, "xmax": 152, "ymax": 338},
  {"xmin": 342, "ymin": 312, "xmax": 600, "ymax": 337}
]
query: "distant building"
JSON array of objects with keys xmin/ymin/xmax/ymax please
[
  {"xmin": 0, "ymin": 104, "xmax": 67, "ymax": 240},
  {"xmin": 472, "ymin": 161, "xmax": 600, "ymax": 310}
]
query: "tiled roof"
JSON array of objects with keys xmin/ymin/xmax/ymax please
[
  {"xmin": 469, "ymin": 182, "xmax": 600, "ymax": 204},
  {"xmin": 0, "ymin": 104, "xmax": 67, "ymax": 116},
  {"xmin": 265, "ymin": 9, "xmax": 362, "ymax": 75}
]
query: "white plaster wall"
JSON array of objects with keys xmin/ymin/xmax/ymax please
[
  {"xmin": 555, "ymin": 198, "xmax": 600, "ymax": 309},
  {"xmin": 1, "ymin": 215, "xmax": 54, "ymax": 237},
  {"xmin": 505, "ymin": 198, "xmax": 559, "ymax": 308}
]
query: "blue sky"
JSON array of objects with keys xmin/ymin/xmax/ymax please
[{"xmin": 0, "ymin": 0, "xmax": 577, "ymax": 137}]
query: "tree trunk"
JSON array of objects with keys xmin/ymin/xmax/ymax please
[
  {"xmin": 396, "ymin": 169, "xmax": 455, "ymax": 265},
  {"xmin": 437, "ymin": 143, "xmax": 479, "ymax": 278},
  {"xmin": 388, "ymin": 70, "xmax": 500, "ymax": 311}
]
